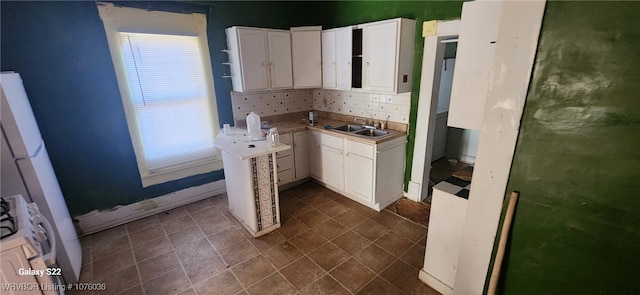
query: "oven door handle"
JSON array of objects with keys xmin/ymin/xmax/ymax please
[{"xmin": 40, "ymin": 215, "xmax": 57, "ymax": 266}]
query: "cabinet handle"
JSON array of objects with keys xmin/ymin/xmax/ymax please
[
  {"xmin": 346, "ymin": 152, "xmax": 350, "ymax": 157},
  {"xmin": 262, "ymin": 62, "xmax": 268, "ymax": 66},
  {"xmin": 365, "ymin": 62, "xmax": 370, "ymax": 66},
  {"xmin": 332, "ymin": 62, "xmax": 336, "ymax": 66},
  {"xmin": 347, "ymin": 62, "xmax": 351, "ymax": 66}
]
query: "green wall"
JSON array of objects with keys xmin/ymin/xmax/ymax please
[{"xmin": 498, "ymin": 2, "xmax": 640, "ymax": 294}]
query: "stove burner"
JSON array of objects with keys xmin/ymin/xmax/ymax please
[{"xmin": 0, "ymin": 197, "xmax": 17, "ymax": 239}]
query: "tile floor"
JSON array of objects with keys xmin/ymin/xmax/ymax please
[{"xmin": 71, "ymin": 182, "xmax": 439, "ymax": 295}]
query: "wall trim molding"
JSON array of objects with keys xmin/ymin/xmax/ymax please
[
  {"xmin": 410, "ymin": 19, "xmax": 460, "ymax": 202},
  {"xmin": 75, "ymin": 180, "xmax": 226, "ymax": 235}
]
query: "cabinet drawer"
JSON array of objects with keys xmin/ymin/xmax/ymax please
[
  {"xmin": 277, "ymin": 169, "xmax": 294, "ymax": 184},
  {"xmin": 275, "ymin": 148, "xmax": 292, "ymax": 158},
  {"xmin": 321, "ymin": 133, "xmax": 343, "ymax": 150},
  {"xmin": 276, "ymin": 133, "xmax": 293, "ymax": 158},
  {"xmin": 346, "ymin": 140, "xmax": 374, "ymax": 158},
  {"xmin": 276, "ymin": 155, "xmax": 293, "ymax": 172},
  {"xmin": 280, "ymin": 133, "xmax": 292, "ymax": 144}
]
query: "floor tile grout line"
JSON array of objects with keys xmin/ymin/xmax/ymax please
[
  {"xmin": 81, "ymin": 187, "xmax": 431, "ymax": 295},
  {"xmin": 191, "ymin": 203, "xmax": 257, "ymax": 294},
  {"xmin": 126, "ymin": 225, "xmax": 146, "ymax": 295}
]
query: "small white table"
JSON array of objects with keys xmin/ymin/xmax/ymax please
[{"xmin": 214, "ymin": 128, "xmax": 291, "ymax": 237}]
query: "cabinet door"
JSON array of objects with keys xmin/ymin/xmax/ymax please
[
  {"xmin": 321, "ymin": 30, "xmax": 337, "ymax": 89},
  {"xmin": 266, "ymin": 30, "xmax": 293, "ymax": 89},
  {"xmin": 308, "ymin": 131, "xmax": 323, "ymax": 179},
  {"xmin": 238, "ymin": 28, "xmax": 269, "ymax": 91},
  {"xmin": 293, "ymin": 131, "xmax": 310, "ymax": 179},
  {"xmin": 321, "ymin": 145, "xmax": 344, "ymax": 191},
  {"xmin": 336, "ymin": 27, "xmax": 352, "ymax": 90},
  {"xmin": 345, "ymin": 152, "xmax": 374, "ymax": 204},
  {"xmin": 448, "ymin": 1, "xmax": 503, "ymax": 130},
  {"xmin": 363, "ymin": 21, "xmax": 398, "ymax": 92},
  {"xmin": 291, "ymin": 29, "xmax": 322, "ymax": 88}
]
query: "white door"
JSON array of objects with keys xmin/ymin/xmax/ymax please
[
  {"xmin": 345, "ymin": 152, "xmax": 373, "ymax": 203},
  {"xmin": 237, "ymin": 28, "xmax": 269, "ymax": 91},
  {"xmin": 266, "ymin": 30, "xmax": 293, "ymax": 89},
  {"xmin": 293, "ymin": 131, "xmax": 310, "ymax": 179},
  {"xmin": 336, "ymin": 27, "xmax": 353, "ymax": 90},
  {"xmin": 448, "ymin": 1, "xmax": 503, "ymax": 130},
  {"xmin": 308, "ymin": 131, "xmax": 322, "ymax": 179},
  {"xmin": 363, "ymin": 21, "xmax": 398, "ymax": 92},
  {"xmin": 321, "ymin": 30, "xmax": 337, "ymax": 89},
  {"xmin": 291, "ymin": 29, "xmax": 322, "ymax": 88}
]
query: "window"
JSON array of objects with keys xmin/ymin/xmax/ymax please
[{"xmin": 98, "ymin": 3, "xmax": 222, "ymax": 187}]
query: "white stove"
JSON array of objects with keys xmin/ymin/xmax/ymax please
[{"xmin": 0, "ymin": 195, "xmax": 62, "ymax": 294}]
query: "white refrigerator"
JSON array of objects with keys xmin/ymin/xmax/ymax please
[{"xmin": 1, "ymin": 72, "xmax": 82, "ymax": 283}]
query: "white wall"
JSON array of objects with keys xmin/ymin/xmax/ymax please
[
  {"xmin": 437, "ymin": 58, "xmax": 456, "ymax": 114},
  {"xmin": 445, "ymin": 127, "xmax": 479, "ymax": 164}
]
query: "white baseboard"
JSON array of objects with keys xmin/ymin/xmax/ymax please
[
  {"xmin": 75, "ymin": 180, "xmax": 226, "ymax": 235},
  {"xmin": 419, "ymin": 269, "xmax": 453, "ymax": 295}
]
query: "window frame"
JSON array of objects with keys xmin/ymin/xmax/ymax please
[{"xmin": 98, "ymin": 3, "xmax": 222, "ymax": 187}]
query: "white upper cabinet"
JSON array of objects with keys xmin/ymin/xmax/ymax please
[
  {"xmin": 336, "ymin": 27, "xmax": 353, "ymax": 90},
  {"xmin": 322, "ymin": 26, "xmax": 353, "ymax": 90},
  {"xmin": 321, "ymin": 30, "xmax": 337, "ymax": 89},
  {"xmin": 448, "ymin": 1, "xmax": 503, "ymax": 130},
  {"xmin": 361, "ymin": 18, "xmax": 416, "ymax": 94},
  {"xmin": 266, "ymin": 30, "xmax": 293, "ymax": 89},
  {"xmin": 225, "ymin": 26, "xmax": 293, "ymax": 92},
  {"xmin": 291, "ymin": 26, "xmax": 322, "ymax": 88}
]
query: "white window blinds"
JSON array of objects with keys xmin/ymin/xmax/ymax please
[{"xmin": 119, "ymin": 32, "xmax": 216, "ymax": 172}]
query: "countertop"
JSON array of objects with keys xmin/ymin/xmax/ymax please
[
  {"xmin": 263, "ymin": 118, "xmax": 407, "ymax": 144},
  {"xmin": 214, "ymin": 127, "xmax": 291, "ymax": 160}
]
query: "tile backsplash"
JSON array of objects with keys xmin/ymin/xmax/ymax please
[
  {"xmin": 231, "ymin": 89, "xmax": 411, "ymax": 124},
  {"xmin": 231, "ymin": 90, "xmax": 313, "ymax": 122}
]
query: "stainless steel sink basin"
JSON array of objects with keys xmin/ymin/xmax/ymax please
[
  {"xmin": 332, "ymin": 125, "xmax": 365, "ymax": 132},
  {"xmin": 353, "ymin": 129, "xmax": 390, "ymax": 137},
  {"xmin": 330, "ymin": 125, "xmax": 390, "ymax": 138}
]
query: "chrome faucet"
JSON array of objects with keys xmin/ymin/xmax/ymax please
[{"xmin": 354, "ymin": 118, "xmax": 375, "ymax": 129}]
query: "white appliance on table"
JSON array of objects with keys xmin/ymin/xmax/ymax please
[
  {"xmin": 0, "ymin": 72, "xmax": 81, "ymax": 283},
  {"xmin": 1, "ymin": 195, "xmax": 63, "ymax": 294}
]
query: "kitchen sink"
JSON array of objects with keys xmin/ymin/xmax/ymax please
[
  {"xmin": 353, "ymin": 129, "xmax": 390, "ymax": 137},
  {"xmin": 332, "ymin": 124, "xmax": 365, "ymax": 132},
  {"xmin": 330, "ymin": 125, "xmax": 390, "ymax": 138}
]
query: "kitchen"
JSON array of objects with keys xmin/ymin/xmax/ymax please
[{"xmin": 2, "ymin": 1, "xmax": 639, "ymax": 295}]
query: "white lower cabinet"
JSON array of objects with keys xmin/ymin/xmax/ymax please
[
  {"xmin": 309, "ymin": 130, "xmax": 406, "ymax": 210},
  {"xmin": 293, "ymin": 131, "xmax": 310, "ymax": 179},
  {"xmin": 320, "ymin": 133, "xmax": 345, "ymax": 192},
  {"xmin": 345, "ymin": 150, "xmax": 374, "ymax": 204},
  {"xmin": 275, "ymin": 133, "xmax": 294, "ymax": 185},
  {"xmin": 277, "ymin": 131, "xmax": 310, "ymax": 186},
  {"xmin": 309, "ymin": 131, "xmax": 322, "ymax": 179}
]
